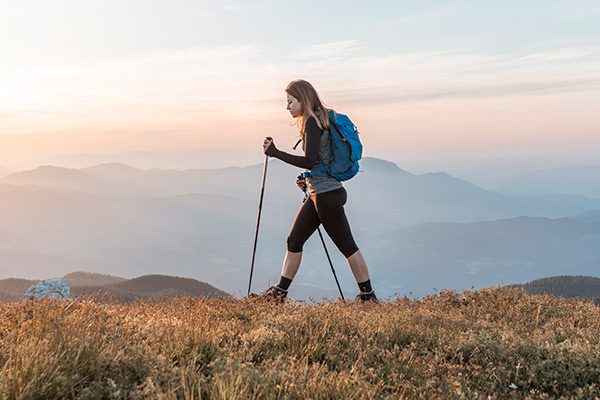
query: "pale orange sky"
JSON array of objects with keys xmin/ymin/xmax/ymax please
[{"xmin": 1, "ymin": 2, "xmax": 599, "ymax": 171}]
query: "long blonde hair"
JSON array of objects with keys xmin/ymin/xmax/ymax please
[{"xmin": 286, "ymin": 79, "xmax": 331, "ymax": 138}]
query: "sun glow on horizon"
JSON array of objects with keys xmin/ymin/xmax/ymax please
[{"xmin": 1, "ymin": 1, "xmax": 599, "ymax": 169}]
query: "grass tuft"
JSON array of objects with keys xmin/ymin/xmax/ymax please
[{"xmin": 1, "ymin": 288, "xmax": 599, "ymax": 399}]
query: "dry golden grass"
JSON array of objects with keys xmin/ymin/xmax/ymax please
[{"xmin": 1, "ymin": 287, "xmax": 599, "ymax": 399}]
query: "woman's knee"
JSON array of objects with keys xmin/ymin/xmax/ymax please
[
  {"xmin": 286, "ymin": 234, "xmax": 304, "ymax": 253},
  {"xmin": 341, "ymin": 244, "xmax": 359, "ymax": 259},
  {"xmin": 320, "ymin": 217, "xmax": 359, "ymax": 258}
]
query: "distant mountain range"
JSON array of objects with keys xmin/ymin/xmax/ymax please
[
  {"xmin": 569, "ymin": 210, "xmax": 600, "ymax": 224},
  {"xmin": 3, "ymin": 157, "xmax": 600, "ymax": 227},
  {"xmin": 63, "ymin": 271, "xmax": 127, "ymax": 286},
  {"xmin": 481, "ymin": 165, "xmax": 600, "ymax": 199},
  {"xmin": 45, "ymin": 148, "xmax": 262, "ymax": 170},
  {"xmin": 509, "ymin": 275, "xmax": 600, "ymax": 302},
  {"xmin": 0, "ymin": 271, "xmax": 230, "ymax": 302},
  {"xmin": 360, "ymin": 216, "xmax": 600, "ymax": 296},
  {"xmin": 2, "ymin": 157, "xmax": 600, "ymax": 299}
]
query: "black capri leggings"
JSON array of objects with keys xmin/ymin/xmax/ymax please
[{"xmin": 286, "ymin": 187, "xmax": 359, "ymax": 258}]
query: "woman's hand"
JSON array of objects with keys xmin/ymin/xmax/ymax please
[
  {"xmin": 296, "ymin": 177, "xmax": 307, "ymax": 192},
  {"xmin": 263, "ymin": 137, "xmax": 277, "ymax": 156}
]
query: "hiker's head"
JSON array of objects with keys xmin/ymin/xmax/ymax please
[
  {"xmin": 285, "ymin": 79, "xmax": 330, "ymax": 135},
  {"xmin": 286, "ymin": 93, "xmax": 303, "ymax": 118}
]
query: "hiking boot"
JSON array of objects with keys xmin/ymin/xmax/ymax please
[
  {"xmin": 250, "ymin": 285, "xmax": 288, "ymax": 303},
  {"xmin": 355, "ymin": 290, "xmax": 379, "ymax": 303}
]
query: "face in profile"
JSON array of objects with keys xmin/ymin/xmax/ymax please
[{"xmin": 286, "ymin": 94, "xmax": 302, "ymax": 118}]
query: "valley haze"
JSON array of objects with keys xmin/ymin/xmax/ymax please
[{"xmin": 1, "ymin": 156, "xmax": 598, "ymax": 300}]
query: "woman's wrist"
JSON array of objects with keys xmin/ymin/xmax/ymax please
[{"xmin": 265, "ymin": 142, "xmax": 279, "ymax": 157}]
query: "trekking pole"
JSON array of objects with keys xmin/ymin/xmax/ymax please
[
  {"xmin": 317, "ymin": 225, "xmax": 345, "ymax": 301},
  {"xmin": 302, "ymin": 188, "xmax": 345, "ymax": 301},
  {"xmin": 247, "ymin": 155, "xmax": 269, "ymax": 296}
]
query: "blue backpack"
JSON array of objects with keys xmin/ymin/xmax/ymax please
[{"xmin": 311, "ymin": 110, "xmax": 363, "ymax": 181}]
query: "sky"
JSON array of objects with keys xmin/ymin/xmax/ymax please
[{"xmin": 1, "ymin": 0, "xmax": 599, "ymax": 171}]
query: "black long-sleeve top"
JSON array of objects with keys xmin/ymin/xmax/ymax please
[{"xmin": 265, "ymin": 116, "xmax": 323, "ymax": 169}]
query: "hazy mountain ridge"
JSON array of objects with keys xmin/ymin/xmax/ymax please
[
  {"xmin": 0, "ymin": 182, "xmax": 291, "ymax": 296},
  {"xmin": 0, "ymin": 271, "xmax": 229, "ymax": 302},
  {"xmin": 46, "ymin": 148, "xmax": 261, "ymax": 170},
  {"xmin": 570, "ymin": 209, "xmax": 600, "ymax": 223},
  {"xmin": 0, "ymin": 278, "xmax": 38, "ymax": 297},
  {"xmin": 489, "ymin": 164, "xmax": 600, "ymax": 199},
  {"xmin": 107, "ymin": 274, "xmax": 228, "ymax": 297},
  {"xmin": 63, "ymin": 271, "xmax": 126, "ymax": 286},
  {"xmin": 2, "ymin": 156, "xmax": 600, "ymax": 298},
  {"xmin": 363, "ymin": 216, "xmax": 600, "ymax": 296},
  {"xmin": 3, "ymin": 165, "xmax": 167, "ymax": 197},
  {"xmin": 4, "ymin": 157, "xmax": 600, "ymax": 226},
  {"xmin": 72, "ymin": 275, "xmax": 231, "ymax": 302},
  {"xmin": 509, "ymin": 275, "xmax": 600, "ymax": 301}
]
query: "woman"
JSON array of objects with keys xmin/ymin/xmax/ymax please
[{"xmin": 259, "ymin": 79, "xmax": 378, "ymax": 303}]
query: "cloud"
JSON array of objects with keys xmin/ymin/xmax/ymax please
[
  {"xmin": 385, "ymin": 5, "xmax": 466, "ymax": 25},
  {"xmin": 1, "ymin": 41, "xmax": 599, "ymax": 136},
  {"xmin": 279, "ymin": 45, "xmax": 600, "ymax": 107},
  {"xmin": 285, "ymin": 40, "xmax": 366, "ymax": 62},
  {"xmin": 331, "ymin": 77, "xmax": 600, "ymax": 106},
  {"xmin": 518, "ymin": 47, "xmax": 599, "ymax": 62},
  {"xmin": 221, "ymin": 2, "xmax": 248, "ymax": 13}
]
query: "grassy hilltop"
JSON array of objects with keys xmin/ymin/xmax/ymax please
[{"xmin": 1, "ymin": 288, "xmax": 599, "ymax": 399}]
